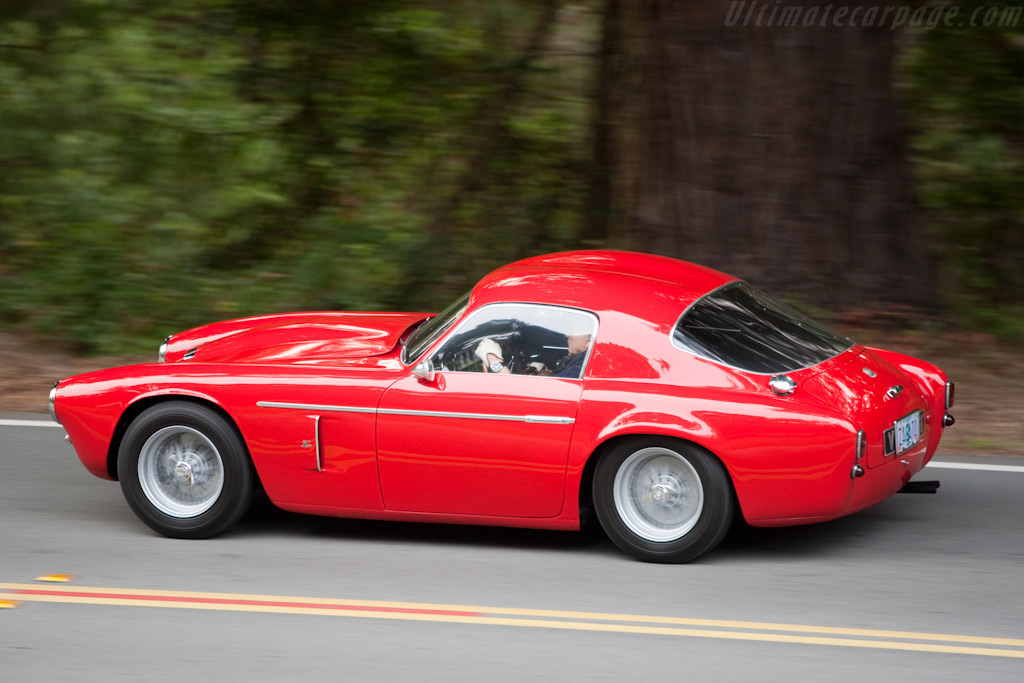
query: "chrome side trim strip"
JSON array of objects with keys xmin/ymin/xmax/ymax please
[
  {"xmin": 257, "ymin": 401, "xmax": 574, "ymax": 425},
  {"xmin": 257, "ymin": 401, "xmax": 376, "ymax": 414},
  {"xmin": 524, "ymin": 415, "xmax": 575, "ymax": 425},
  {"xmin": 377, "ymin": 408, "xmax": 572, "ymax": 423},
  {"xmin": 313, "ymin": 415, "xmax": 322, "ymax": 472}
]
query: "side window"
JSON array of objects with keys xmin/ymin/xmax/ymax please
[{"xmin": 431, "ymin": 304, "xmax": 597, "ymax": 378}]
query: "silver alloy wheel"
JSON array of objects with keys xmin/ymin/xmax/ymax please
[
  {"xmin": 137, "ymin": 425, "xmax": 225, "ymax": 518},
  {"xmin": 612, "ymin": 447, "xmax": 704, "ymax": 542}
]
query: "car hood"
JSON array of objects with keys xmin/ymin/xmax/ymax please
[{"xmin": 164, "ymin": 312, "xmax": 430, "ymax": 365}]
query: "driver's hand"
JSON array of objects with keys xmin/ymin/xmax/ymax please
[{"xmin": 474, "ymin": 338, "xmax": 502, "ymax": 363}]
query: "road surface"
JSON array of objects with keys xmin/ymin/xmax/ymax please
[{"xmin": 2, "ymin": 415, "xmax": 1022, "ymax": 681}]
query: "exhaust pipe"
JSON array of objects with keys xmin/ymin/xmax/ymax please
[{"xmin": 899, "ymin": 480, "xmax": 940, "ymax": 494}]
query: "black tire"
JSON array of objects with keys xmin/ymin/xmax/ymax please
[
  {"xmin": 117, "ymin": 401, "xmax": 254, "ymax": 539},
  {"xmin": 593, "ymin": 437, "xmax": 734, "ymax": 563}
]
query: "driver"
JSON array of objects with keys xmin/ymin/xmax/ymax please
[
  {"xmin": 474, "ymin": 338, "xmax": 510, "ymax": 374},
  {"xmin": 473, "ymin": 338, "xmax": 546, "ymax": 375},
  {"xmin": 553, "ymin": 320, "xmax": 592, "ymax": 378},
  {"xmin": 474, "ymin": 317, "xmax": 592, "ymax": 377}
]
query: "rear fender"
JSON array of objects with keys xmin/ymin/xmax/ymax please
[{"xmin": 572, "ymin": 385, "xmax": 859, "ymax": 525}]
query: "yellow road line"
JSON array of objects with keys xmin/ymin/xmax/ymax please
[{"xmin": 2, "ymin": 582, "xmax": 1022, "ymax": 659}]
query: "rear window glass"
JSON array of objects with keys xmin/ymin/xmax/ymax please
[{"xmin": 672, "ymin": 282, "xmax": 852, "ymax": 374}]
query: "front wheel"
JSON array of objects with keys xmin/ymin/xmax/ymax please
[
  {"xmin": 117, "ymin": 401, "xmax": 254, "ymax": 539},
  {"xmin": 593, "ymin": 438, "xmax": 734, "ymax": 563}
]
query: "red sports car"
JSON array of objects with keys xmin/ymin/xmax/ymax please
[{"xmin": 50, "ymin": 251, "xmax": 955, "ymax": 563}]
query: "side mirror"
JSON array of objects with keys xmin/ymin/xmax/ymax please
[{"xmin": 412, "ymin": 359, "xmax": 435, "ymax": 383}]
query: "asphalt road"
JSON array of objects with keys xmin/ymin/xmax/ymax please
[{"xmin": 2, "ymin": 414, "xmax": 1023, "ymax": 681}]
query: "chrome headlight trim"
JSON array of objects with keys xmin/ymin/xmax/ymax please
[
  {"xmin": 945, "ymin": 380, "xmax": 955, "ymax": 410},
  {"xmin": 158, "ymin": 336, "xmax": 170, "ymax": 363},
  {"xmin": 49, "ymin": 381, "xmax": 61, "ymax": 425}
]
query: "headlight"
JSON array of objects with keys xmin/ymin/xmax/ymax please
[
  {"xmin": 49, "ymin": 382, "xmax": 61, "ymax": 425},
  {"xmin": 158, "ymin": 336, "xmax": 170, "ymax": 363},
  {"xmin": 945, "ymin": 380, "xmax": 955, "ymax": 410}
]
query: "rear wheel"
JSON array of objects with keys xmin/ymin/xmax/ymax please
[
  {"xmin": 117, "ymin": 401, "xmax": 254, "ymax": 538},
  {"xmin": 593, "ymin": 437, "xmax": 733, "ymax": 563}
]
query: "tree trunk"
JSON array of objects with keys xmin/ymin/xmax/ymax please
[
  {"xmin": 582, "ymin": 0, "xmax": 620, "ymax": 245},
  {"xmin": 608, "ymin": 0, "xmax": 936, "ymax": 311}
]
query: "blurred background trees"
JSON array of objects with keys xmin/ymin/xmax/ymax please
[{"xmin": 0, "ymin": 0, "xmax": 1021, "ymax": 353}]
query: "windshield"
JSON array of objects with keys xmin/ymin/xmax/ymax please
[
  {"xmin": 672, "ymin": 282, "xmax": 853, "ymax": 374},
  {"xmin": 402, "ymin": 291, "xmax": 470, "ymax": 364}
]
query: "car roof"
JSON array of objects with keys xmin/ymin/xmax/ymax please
[{"xmin": 472, "ymin": 250, "xmax": 737, "ymax": 322}]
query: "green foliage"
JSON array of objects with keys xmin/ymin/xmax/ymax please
[
  {"xmin": 3, "ymin": 0, "xmax": 1024, "ymax": 352},
  {"xmin": 903, "ymin": 1, "xmax": 1024, "ymax": 336},
  {"xmin": 0, "ymin": 0, "xmax": 593, "ymax": 352}
]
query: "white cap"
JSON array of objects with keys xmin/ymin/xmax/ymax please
[{"xmin": 566, "ymin": 316, "xmax": 593, "ymax": 337}]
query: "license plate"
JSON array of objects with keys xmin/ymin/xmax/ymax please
[{"xmin": 885, "ymin": 411, "xmax": 923, "ymax": 456}]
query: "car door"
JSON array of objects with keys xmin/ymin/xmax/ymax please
[{"xmin": 376, "ymin": 303, "xmax": 597, "ymax": 518}]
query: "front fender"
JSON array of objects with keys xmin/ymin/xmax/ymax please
[{"xmin": 55, "ymin": 365, "xmax": 229, "ymax": 480}]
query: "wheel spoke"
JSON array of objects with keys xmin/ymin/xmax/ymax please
[
  {"xmin": 138, "ymin": 425, "xmax": 224, "ymax": 518},
  {"xmin": 613, "ymin": 447, "xmax": 704, "ymax": 542}
]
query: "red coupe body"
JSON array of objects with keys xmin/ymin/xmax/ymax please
[{"xmin": 52, "ymin": 251, "xmax": 954, "ymax": 562}]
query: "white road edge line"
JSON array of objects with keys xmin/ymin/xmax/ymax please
[
  {"xmin": 0, "ymin": 420, "xmax": 63, "ymax": 428},
  {"xmin": 926, "ymin": 462, "xmax": 1024, "ymax": 474}
]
